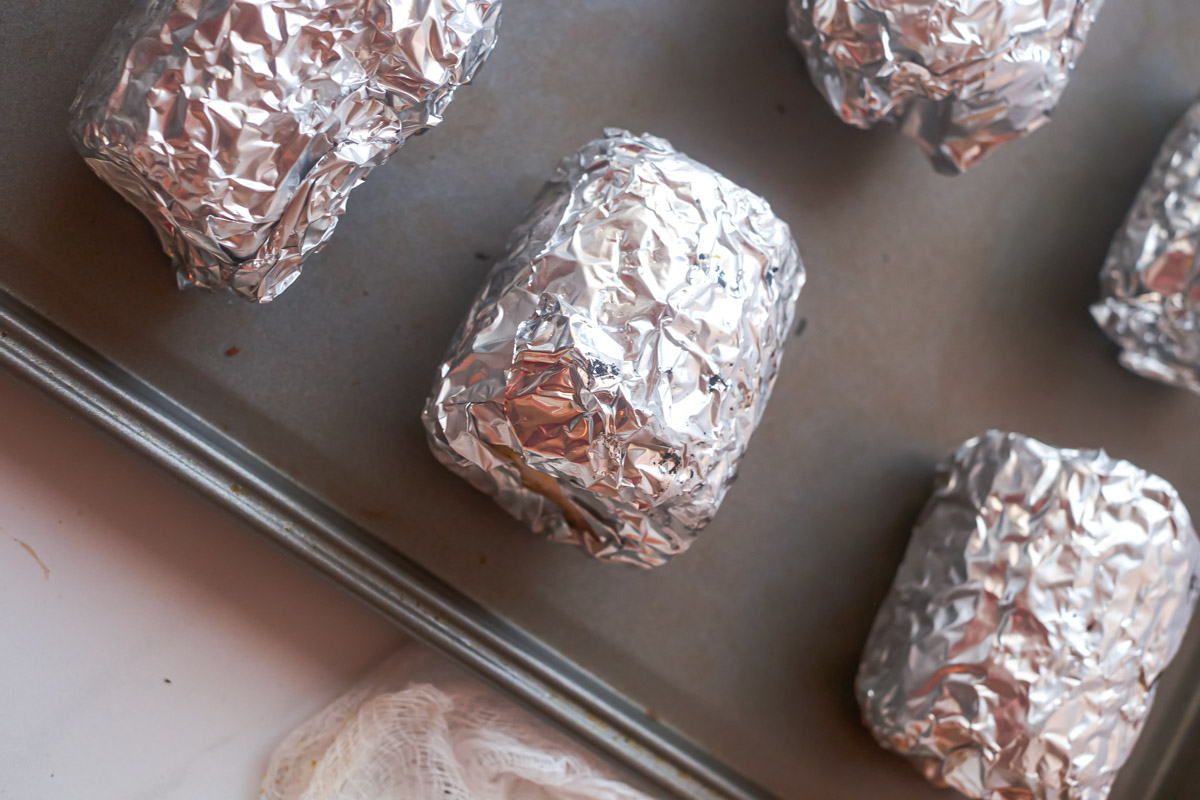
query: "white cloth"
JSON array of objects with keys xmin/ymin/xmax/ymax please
[{"xmin": 261, "ymin": 648, "xmax": 656, "ymax": 800}]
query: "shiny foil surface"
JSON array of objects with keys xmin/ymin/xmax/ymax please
[
  {"xmin": 858, "ymin": 431, "xmax": 1200, "ymax": 799},
  {"xmin": 69, "ymin": 0, "xmax": 501, "ymax": 302},
  {"xmin": 1092, "ymin": 101, "xmax": 1200, "ymax": 393},
  {"xmin": 786, "ymin": 0, "xmax": 1103, "ymax": 174},
  {"xmin": 423, "ymin": 130, "xmax": 805, "ymax": 567}
]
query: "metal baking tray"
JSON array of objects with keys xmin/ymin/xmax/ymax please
[{"xmin": 3, "ymin": 1, "xmax": 1200, "ymax": 797}]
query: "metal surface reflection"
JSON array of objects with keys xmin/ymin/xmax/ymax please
[
  {"xmin": 1093, "ymin": 101, "xmax": 1200, "ymax": 393},
  {"xmin": 859, "ymin": 431, "xmax": 1200, "ymax": 799},
  {"xmin": 787, "ymin": 0, "xmax": 1103, "ymax": 173},
  {"xmin": 70, "ymin": 0, "xmax": 502, "ymax": 301},
  {"xmin": 424, "ymin": 130, "xmax": 805, "ymax": 567}
]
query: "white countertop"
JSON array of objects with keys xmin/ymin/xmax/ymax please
[{"xmin": 0, "ymin": 374, "xmax": 406, "ymax": 799}]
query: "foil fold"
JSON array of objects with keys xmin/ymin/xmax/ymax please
[
  {"xmin": 69, "ymin": 0, "xmax": 501, "ymax": 302},
  {"xmin": 786, "ymin": 0, "xmax": 1104, "ymax": 174},
  {"xmin": 1092, "ymin": 101, "xmax": 1200, "ymax": 393},
  {"xmin": 858, "ymin": 431, "xmax": 1200, "ymax": 799},
  {"xmin": 423, "ymin": 130, "xmax": 805, "ymax": 567}
]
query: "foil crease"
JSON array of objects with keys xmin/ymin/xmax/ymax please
[
  {"xmin": 422, "ymin": 130, "xmax": 805, "ymax": 567},
  {"xmin": 786, "ymin": 0, "xmax": 1103, "ymax": 174},
  {"xmin": 1092, "ymin": 101, "xmax": 1200, "ymax": 393},
  {"xmin": 858, "ymin": 431, "xmax": 1200, "ymax": 799},
  {"xmin": 69, "ymin": 0, "xmax": 501, "ymax": 302}
]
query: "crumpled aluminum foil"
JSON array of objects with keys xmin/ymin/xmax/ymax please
[
  {"xmin": 423, "ymin": 130, "xmax": 805, "ymax": 567},
  {"xmin": 858, "ymin": 431, "xmax": 1200, "ymax": 799},
  {"xmin": 69, "ymin": 0, "xmax": 501, "ymax": 302},
  {"xmin": 1092, "ymin": 101, "xmax": 1200, "ymax": 393},
  {"xmin": 786, "ymin": 0, "xmax": 1104, "ymax": 174}
]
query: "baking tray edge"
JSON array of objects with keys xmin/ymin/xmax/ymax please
[{"xmin": 0, "ymin": 286, "xmax": 771, "ymax": 800}]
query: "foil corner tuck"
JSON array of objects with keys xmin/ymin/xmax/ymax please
[
  {"xmin": 787, "ymin": 0, "xmax": 1104, "ymax": 174},
  {"xmin": 858, "ymin": 430, "xmax": 1200, "ymax": 799},
  {"xmin": 422, "ymin": 129, "xmax": 805, "ymax": 567},
  {"xmin": 1092, "ymin": 100, "xmax": 1200, "ymax": 393},
  {"xmin": 69, "ymin": 0, "xmax": 502, "ymax": 302}
]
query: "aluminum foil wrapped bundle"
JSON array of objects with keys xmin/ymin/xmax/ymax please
[
  {"xmin": 69, "ymin": 0, "xmax": 501, "ymax": 302},
  {"xmin": 1092, "ymin": 101, "xmax": 1200, "ymax": 393},
  {"xmin": 786, "ymin": 0, "xmax": 1104, "ymax": 174},
  {"xmin": 858, "ymin": 431, "xmax": 1200, "ymax": 799},
  {"xmin": 423, "ymin": 130, "xmax": 805, "ymax": 567}
]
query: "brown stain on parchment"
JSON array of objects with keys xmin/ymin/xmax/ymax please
[{"xmin": 14, "ymin": 538, "xmax": 49, "ymax": 580}]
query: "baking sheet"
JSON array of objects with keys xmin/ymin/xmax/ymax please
[{"xmin": 3, "ymin": 1, "xmax": 1200, "ymax": 797}]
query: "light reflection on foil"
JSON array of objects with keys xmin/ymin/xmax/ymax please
[
  {"xmin": 70, "ymin": 0, "xmax": 501, "ymax": 302},
  {"xmin": 858, "ymin": 431, "xmax": 1200, "ymax": 799},
  {"xmin": 423, "ymin": 130, "xmax": 805, "ymax": 567},
  {"xmin": 1092, "ymin": 101, "xmax": 1200, "ymax": 393},
  {"xmin": 786, "ymin": 0, "xmax": 1104, "ymax": 174}
]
